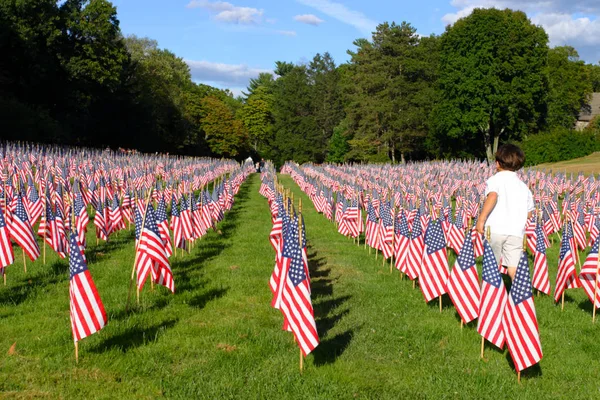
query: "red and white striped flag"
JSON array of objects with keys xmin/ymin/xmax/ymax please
[
  {"xmin": 68, "ymin": 231, "xmax": 107, "ymax": 342},
  {"xmin": 503, "ymin": 251, "xmax": 543, "ymax": 372},
  {"xmin": 477, "ymin": 238, "xmax": 507, "ymax": 350},
  {"xmin": 10, "ymin": 194, "xmax": 40, "ymax": 261},
  {"xmin": 419, "ymin": 221, "xmax": 449, "ymax": 303},
  {"xmin": 579, "ymin": 236, "xmax": 600, "ymax": 309},
  {"xmin": 447, "ymin": 232, "xmax": 480, "ymax": 324}
]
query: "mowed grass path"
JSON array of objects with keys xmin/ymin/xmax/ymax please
[{"xmin": 0, "ymin": 173, "xmax": 599, "ymax": 399}]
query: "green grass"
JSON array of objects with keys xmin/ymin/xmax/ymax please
[
  {"xmin": 1, "ymin": 173, "xmax": 599, "ymax": 399},
  {"xmin": 535, "ymin": 152, "xmax": 600, "ymax": 175}
]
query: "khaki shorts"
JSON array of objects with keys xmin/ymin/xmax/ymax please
[{"xmin": 490, "ymin": 233, "xmax": 522, "ymax": 268}]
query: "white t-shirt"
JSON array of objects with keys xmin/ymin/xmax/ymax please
[{"xmin": 484, "ymin": 170, "xmax": 534, "ymax": 238}]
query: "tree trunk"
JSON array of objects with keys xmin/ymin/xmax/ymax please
[
  {"xmin": 390, "ymin": 139, "xmax": 396, "ymax": 163},
  {"xmin": 401, "ymin": 152, "xmax": 406, "ymax": 164},
  {"xmin": 492, "ymin": 135, "xmax": 500, "ymax": 157},
  {"xmin": 483, "ymin": 126, "xmax": 493, "ymax": 163}
]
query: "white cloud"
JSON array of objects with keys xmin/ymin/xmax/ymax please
[
  {"xmin": 186, "ymin": 0, "xmax": 264, "ymax": 24},
  {"xmin": 296, "ymin": 0, "xmax": 377, "ymax": 34},
  {"xmin": 277, "ymin": 30, "xmax": 298, "ymax": 36},
  {"xmin": 294, "ymin": 14, "xmax": 325, "ymax": 26},
  {"xmin": 441, "ymin": 0, "xmax": 600, "ymax": 62},
  {"xmin": 185, "ymin": 60, "xmax": 272, "ymax": 88}
]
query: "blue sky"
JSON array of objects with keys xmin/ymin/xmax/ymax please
[{"xmin": 111, "ymin": 0, "xmax": 600, "ymax": 96}]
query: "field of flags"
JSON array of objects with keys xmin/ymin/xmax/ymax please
[
  {"xmin": 0, "ymin": 142, "xmax": 252, "ymax": 358},
  {"xmin": 274, "ymin": 160, "xmax": 600, "ymax": 378}
]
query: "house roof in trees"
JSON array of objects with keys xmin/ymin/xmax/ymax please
[{"xmin": 579, "ymin": 92, "xmax": 600, "ymax": 122}]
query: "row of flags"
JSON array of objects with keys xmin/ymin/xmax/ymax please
[
  {"xmin": 275, "ymin": 160, "xmax": 600, "ymax": 374},
  {"xmin": 259, "ymin": 164, "xmax": 319, "ymax": 359},
  {"xmin": 0, "ymin": 142, "xmax": 253, "ymax": 351}
]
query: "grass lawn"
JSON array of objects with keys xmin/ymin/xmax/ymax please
[
  {"xmin": 1, "ymin": 173, "xmax": 599, "ymax": 399},
  {"xmin": 534, "ymin": 152, "xmax": 600, "ymax": 175}
]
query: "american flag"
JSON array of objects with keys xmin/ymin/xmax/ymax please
[
  {"xmin": 271, "ymin": 201, "xmax": 290, "ymax": 311},
  {"xmin": 269, "ymin": 204, "xmax": 284, "ymax": 291},
  {"xmin": 365, "ymin": 202, "xmax": 379, "ymax": 249},
  {"xmin": 394, "ymin": 211, "xmax": 411, "ymax": 273},
  {"xmin": 379, "ymin": 200, "xmax": 394, "ymax": 259},
  {"xmin": 477, "ymin": 238, "xmax": 507, "ymax": 350},
  {"xmin": 170, "ymin": 195, "xmax": 185, "ymax": 250},
  {"xmin": 503, "ymin": 251, "xmax": 543, "ymax": 372},
  {"xmin": 555, "ymin": 222, "xmax": 580, "ymax": 302},
  {"xmin": 68, "ymin": 231, "xmax": 107, "ymax": 342},
  {"xmin": 532, "ymin": 222, "xmax": 550, "ymax": 295},
  {"xmin": 156, "ymin": 196, "xmax": 173, "ymax": 258},
  {"xmin": 579, "ymin": 236, "xmax": 600, "ymax": 309},
  {"xmin": 10, "ymin": 194, "xmax": 40, "ymax": 261},
  {"xmin": 447, "ymin": 232, "xmax": 480, "ymax": 323},
  {"xmin": 406, "ymin": 211, "xmax": 424, "ymax": 281},
  {"xmin": 134, "ymin": 204, "xmax": 152, "ymax": 289},
  {"xmin": 279, "ymin": 216, "xmax": 319, "ymax": 356},
  {"xmin": 0, "ymin": 205, "xmax": 14, "ymax": 269},
  {"xmin": 143, "ymin": 203, "xmax": 174, "ymax": 293},
  {"xmin": 94, "ymin": 200, "xmax": 107, "ymax": 241},
  {"xmin": 74, "ymin": 193, "xmax": 89, "ymax": 247},
  {"xmin": 420, "ymin": 221, "xmax": 449, "ymax": 303},
  {"xmin": 446, "ymin": 216, "xmax": 465, "ymax": 254}
]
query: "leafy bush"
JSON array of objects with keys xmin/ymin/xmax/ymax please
[{"xmin": 519, "ymin": 127, "xmax": 600, "ymax": 166}]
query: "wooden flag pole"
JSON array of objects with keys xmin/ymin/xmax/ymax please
[
  {"xmin": 22, "ymin": 248, "xmax": 26, "ymax": 274},
  {"xmin": 300, "ymin": 349, "xmax": 304, "ymax": 373},
  {"xmin": 75, "ymin": 341, "xmax": 79, "ymax": 363},
  {"xmin": 517, "ymin": 371, "xmax": 521, "ymax": 384}
]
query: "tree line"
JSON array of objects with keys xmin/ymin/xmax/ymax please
[{"xmin": 2, "ymin": 2, "xmax": 599, "ymax": 164}]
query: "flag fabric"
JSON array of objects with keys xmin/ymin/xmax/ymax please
[
  {"xmin": 142, "ymin": 203, "xmax": 174, "ymax": 293},
  {"xmin": 0, "ymin": 205, "xmax": 14, "ymax": 269},
  {"xmin": 68, "ymin": 231, "xmax": 107, "ymax": 342},
  {"xmin": 406, "ymin": 213, "xmax": 424, "ymax": 280},
  {"xmin": 419, "ymin": 221, "xmax": 449, "ymax": 303},
  {"xmin": 579, "ymin": 236, "xmax": 600, "ymax": 309},
  {"xmin": 447, "ymin": 232, "xmax": 480, "ymax": 323},
  {"xmin": 532, "ymin": 222, "xmax": 551, "ymax": 295},
  {"xmin": 555, "ymin": 223, "xmax": 581, "ymax": 302},
  {"xmin": 394, "ymin": 211, "xmax": 411, "ymax": 273},
  {"xmin": 503, "ymin": 251, "xmax": 543, "ymax": 372},
  {"xmin": 156, "ymin": 196, "xmax": 173, "ymax": 258},
  {"xmin": 10, "ymin": 194, "xmax": 40, "ymax": 261},
  {"xmin": 477, "ymin": 238, "xmax": 507, "ymax": 349},
  {"xmin": 279, "ymin": 217, "xmax": 319, "ymax": 356}
]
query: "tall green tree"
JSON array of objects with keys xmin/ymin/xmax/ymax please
[
  {"xmin": 270, "ymin": 64, "xmax": 319, "ymax": 165},
  {"xmin": 200, "ymin": 96, "xmax": 249, "ymax": 157},
  {"xmin": 344, "ymin": 22, "xmax": 437, "ymax": 162},
  {"xmin": 434, "ymin": 8, "xmax": 549, "ymax": 161},
  {"xmin": 239, "ymin": 86, "xmax": 273, "ymax": 152},
  {"xmin": 307, "ymin": 52, "xmax": 344, "ymax": 161}
]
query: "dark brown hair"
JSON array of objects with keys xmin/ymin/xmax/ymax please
[{"xmin": 495, "ymin": 144, "xmax": 525, "ymax": 171}]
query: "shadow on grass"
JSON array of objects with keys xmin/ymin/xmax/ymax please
[
  {"xmin": 91, "ymin": 318, "xmax": 179, "ymax": 354},
  {"xmin": 505, "ymin": 353, "xmax": 543, "ymax": 379},
  {"xmin": 172, "ymin": 181, "xmax": 252, "ymax": 295},
  {"xmin": 189, "ymin": 287, "xmax": 228, "ymax": 309},
  {"xmin": 86, "ymin": 229, "xmax": 135, "ymax": 265},
  {"xmin": 0, "ymin": 260, "xmax": 67, "ymax": 306},
  {"xmin": 306, "ymin": 246, "xmax": 353, "ymax": 365},
  {"xmin": 312, "ymin": 329, "xmax": 355, "ymax": 366},
  {"xmin": 426, "ymin": 293, "xmax": 454, "ymax": 311},
  {"xmin": 578, "ymin": 298, "xmax": 596, "ymax": 315}
]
